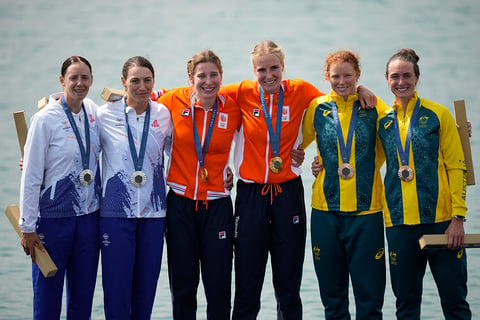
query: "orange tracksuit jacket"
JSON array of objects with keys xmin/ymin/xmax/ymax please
[
  {"xmin": 224, "ymin": 79, "xmax": 322, "ymax": 184},
  {"xmin": 158, "ymin": 87, "xmax": 242, "ymax": 200}
]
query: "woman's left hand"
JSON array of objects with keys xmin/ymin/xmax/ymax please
[
  {"xmin": 224, "ymin": 166, "xmax": 234, "ymax": 191},
  {"xmin": 457, "ymin": 120, "xmax": 472, "ymax": 137},
  {"xmin": 445, "ymin": 218, "xmax": 465, "ymax": 250},
  {"xmin": 291, "ymin": 145, "xmax": 305, "ymax": 167}
]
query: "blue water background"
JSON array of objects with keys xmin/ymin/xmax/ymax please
[{"xmin": 0, "ymin": 0, "xmax": 479, "ymax": 318}]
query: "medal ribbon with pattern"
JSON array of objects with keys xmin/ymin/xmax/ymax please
[
  {"xmin": 393, "ymin": 98, "xmax": 420, "ymax": 182},
  {"xmin": 259, "ymin": 85, "xmax": 284, "ymax": 173},
  {"xmin": 61, "ymin": 96, "xmax": 92, "ymax": 185},
  {"xmin": 124, "ymin": 98, "xmax": 151, "ymax": 187},
  {"xmin": 331, "ymin": 100, "xmax": 360, "ymax": 179},
  {"xmin": 190, "ymin": 92, "xmax": 218, "ymax": 182}
]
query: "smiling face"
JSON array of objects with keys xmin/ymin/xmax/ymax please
[
  {"xmin": 60, "ymin": 61, "xmax": 93, "ymax": 104},
  {"xmin": 328, "ymin": 61, "xmax": 359, "ymax": 100},
  {"xmin": 386, "ymin": 59, "xmax": 418, "ymax": 105},
  {"xmin": 252, "ymin": 53, "xmax": 284, "ymax": 95},
  {"xmin": 189, "ymin": 61, "xmax": 221, "ymax": 105},
  {"xmin": 121, "ymin": 65, "xmax": 154, "ymax": 111}
]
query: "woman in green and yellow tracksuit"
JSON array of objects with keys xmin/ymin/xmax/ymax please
[
  {"xmin": 379, "ymin": 48, "xmax": 471, "ymax": 319},
  {"xmin": 303, "ymin": 50, "xmax": 390, "ymax": 320}
]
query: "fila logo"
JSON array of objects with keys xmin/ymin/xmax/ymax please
[
  {"xmin": 182, "ymin": 108, "xmax": 190, "ymax": 116},
  {"xmin": 219, "ymin": 231, "xmax": 226, "ymax": 239},
  {"xmin": 252, "ymin": 108, "xmax": 261, "ymax": 117},
  {"xmin": 293, "ymin": 215, "xmax": 299, "ymax": 224},
  {"xmin": 151, "ymin": 119, "xmax": 159, "ymax": 128}
]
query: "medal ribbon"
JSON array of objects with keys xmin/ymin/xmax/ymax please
[
  {"xmin": 124, "ymin": 98, "xmax": 151, "ymax": 171},
  {"xmin": 190, "ymin": 93, "xmax": 218, "ymax": 168},
  {"xmin": 61, "ymin": 96, "xmax": 90, "ymax": 170},
  {"xmin": 331, "ymin": 100, "xmax": 360, "ymax": 164},
  {"xmin": 393, "ymin": 98, "xmax": 420, "ymax": 166},
  {"xmin": 259, "ymin": 85, "xmax": 284, "ymax": 157}
]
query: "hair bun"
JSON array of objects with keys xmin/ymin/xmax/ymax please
[{"xmin": 399, "ymin": 48, "xmax": 419, "ymax": 63}]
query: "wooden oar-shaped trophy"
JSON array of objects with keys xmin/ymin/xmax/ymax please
[
  {"xmin": 419, "ymin": 100, "xmax": 478, "ymax": 249},
  {"xmin": 4, "ymin": 106, "xmax": 57, "ymax": 278}
]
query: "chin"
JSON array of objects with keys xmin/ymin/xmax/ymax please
[{"xmin": 263, "ymin": 86, "xmax": 279, "ymax": 95}]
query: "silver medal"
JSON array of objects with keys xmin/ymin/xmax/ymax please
[
  {"xmin": 79, "ymin": 169, "xmax": 94, "ymax": 186},
  {"xmin": 130, "ymin": 171, "xmax": 147, "ymax": 188}
]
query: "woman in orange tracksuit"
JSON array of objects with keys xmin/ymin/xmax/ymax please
[
  {"xmin": 224, "ymin": 40, "xmax": 376, "ymax": 320},
  {"xmin": 157, "ymin": 50, "xmax": 241, "ymax": 320}
]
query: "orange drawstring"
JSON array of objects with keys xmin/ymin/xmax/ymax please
[
  {"xmin": 261, "ymin": 183, "xmax": 282, "ymax": 205},
  {"xmin": 195, "ymin": 200, "xmax": 209, "ymax": 211}
]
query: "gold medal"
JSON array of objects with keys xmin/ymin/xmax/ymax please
[
  {"xmin": 269, "ymin": 156, "xmax": 284, "ymax": 173},
  {"xmin": 398, "ymin": 165, "xmax": 414, "ymax": 182},
  {"xmin": 337, "ymin": 163, "xmax": 354, "ymax": 180},
  {"xmin": 199, "ymin": 167, "xmax": 208, "ymax": 183},
  {"xmin": 130, "ymin": 171, "xmax": 147, "ymax": 188},
  {"xmin": 79, "ymin": 169, "xmax": 94, "ymax": 186}
]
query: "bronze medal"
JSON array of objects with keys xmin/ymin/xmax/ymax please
[
  {"xmin": 337, "ymin": 163, "xmax": 354, "ymax": 180},
  {"xmin": 398, "ymin": 165, "xmax": 414, "ymax": 182},
  {"xmin": 269, "ymin": 156, "xmax": 284, "ymax": 174},
  {"xmin": 79, "ymin": 169, "xmax": 94, "ymax": 186},
  {"xmin": 199, "ymin": 167, "xmax": 208, "ymax": 183},
  {"xmin": 130, "ymin": 171, "xmax": 147, "ymax": 188}
]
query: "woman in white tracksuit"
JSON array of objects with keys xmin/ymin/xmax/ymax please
[
  {"xmin": 96, "ymin": 56, "xmax": 172, "ymax": 319},
  {"xmin": 20, "ymin": 56, "xmax": 101, "ymax": 320}
]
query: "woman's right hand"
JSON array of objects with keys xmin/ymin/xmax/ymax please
[{"xmin": 21, "ymin": 232, "xmax": 45, "ymax": 264}]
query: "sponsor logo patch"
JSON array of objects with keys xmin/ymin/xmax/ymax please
[
  {"xmin": 375, "ymin": 248, "xmax": 385, "ymax": 260},
  {"xmin": 182, "ymin": 108, "xmax": 190, "ymax": 116}
]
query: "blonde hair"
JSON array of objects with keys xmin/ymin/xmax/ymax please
[{"xmin": 250, "ymin": 40, "xmax": 285, "ymax": 68}]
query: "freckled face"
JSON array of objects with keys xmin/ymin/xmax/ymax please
[
  {"xmin": 328, "ymin": 62, "xmax": 359, "ymax": 100},
  {"xmin": 386, "ymin": 59, "xmax": 418, "ymax": 101},
  {"xmin": 252, "ymin": 54, "xmax": 284, "ymax": 95}
]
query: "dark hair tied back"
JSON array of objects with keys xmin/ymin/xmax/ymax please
[
  {"xmin": 386, "ymin": 48, "xmax": 420, "ymax": 77},
  {"xmin": 61, "ymin": 56, "xmax": 92, "ymax": 77},
  {"xmin": 122, "ymin": 56, "xmax": 155, "ymax": 80}
]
